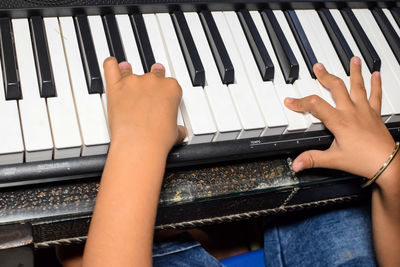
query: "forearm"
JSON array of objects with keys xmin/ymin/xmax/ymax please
[
  {"xmin": 372, "ymin": 156, "xmax": 400, "ymax": 267},
  {"xmin": 82, "ymin": 140, "xmax": 167, "ymax": 267}
]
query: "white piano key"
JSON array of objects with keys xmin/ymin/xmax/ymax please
[
  {"xmin": 178, "ymin": 12, "xmax": 241, "ymax": 140},
  {"xmin": 179, "ymin": 88, "xmax": 217, "ymax": 144},
  {"xmin": 143, "ymin": 14, "xmax": 188, "ymax": 135},
  {"xmin": 88, "ymin": 15, "xmax": 110, "ymax": 116},
  {"xmin": 223, "ymin": 11, "xmax": 289, "ymax": 135},
  {"xmin": 296, "ymin": 10, "xmax": 335, "ymax": 74},
  {"xmin": 44, "ymin": 18, "xmax": 82, "ymax": 158},
  {"xmin": 330, "ymin": 9, "xmax": 394, "ymax": 122},
  {"xmin": 155, "ymin": 14, "xmax": 191, "ymax": 83},
  {"xmin": 115, "ymin": 14, "xmax": 145, "ymax": 75},
  {"xmin": 330, "ymin": 9, "xmax": 373, "ymax": 95},
  {"xmin": 295, "ymin": 10, "xmax": 337, "ymax": 108},
  {"xmin": 0, "ymin": 66, "xmax": 24, "ymax": 164},
  {"xmin": 254, "ymin": 11, "xmax": 323, "ymax": 131},
  {"xmin": 272, "ymin": 11, "xmax": 327, "ymax": 135},
  {"xmin": 268, "ymin": 10, "xmax": 326, "ymax": 123},
  {"xmin": 274, "ymin": 83, "xmax": 311, "ymax": 133},
  {"xmin": 59, "ymin": 17, "xmax": 110, "ymax": 156},
  {"xmin": 226, "ymin": 84, "xmax": 263, "ymax": 138},
  {"xmin": 203, "ymin": 85, "xmax": 241, "ymax": 141},
  {"xmin": 292, "ymin": 10, "xmax": 351, "ymax": 128},
  {"xmin": 146, "ymin": 13, "xmax": 215, "ymax": 144},
  {"xmin": 176, "ymin": 108, "xmax": 186, "ymax": 144},
  {"xmin": 255, "ymin": 11, "xmax": 310, "ymax": 133},
  {"xmin": 12, "ymin": 18, "xmax": 53, "ymax": 162},
  {"xmin": 255, "ymin": 11, "xmax": 322, "ymax": 132},
  {"xmin": 255, "ymin": 82, "xmax": 295, "ymax": 135},
  {"xmin": 177, "ymin": 107, "xmax": 184, "ymax": 126},
  {"xmin": 304, "ymin": 11, "xmax": 349, "ymax": 82},
  {"xmin": 212, "ymin": 11, "xmax": 265, "ymax": 138},
  {"xmin": 293, "ymin": 79, "xmax": 326, "ymax": 131},
  {"xmin": 183, "ymin": 12, "xmax": 225, "ymax": 85},
  {"xmin": 383, "ymin": 9, "xmax": 400, "ymax": 38},
  {"xmin": 142, "ymin": 14, "xmax": 172, "ymax": 77},
  {"xmin": 354, "ymin": 9, "xmax": 400, "ymax": 123},
  {"xmin": 250, "ymin": 11, "xmax": 284, "ymax": 85},
  {"xmin": 269, "ymin": 15, "xmax": 310, "ymax": 82}
]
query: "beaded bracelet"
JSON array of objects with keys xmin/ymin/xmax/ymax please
[{"xmin": 362, "ymin": 141, "xmax": 400, "ymax": 188}]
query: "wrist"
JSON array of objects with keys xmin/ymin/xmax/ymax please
[
  {"xmin": 110, "ymin": 134, "xmax": 171, "ymax": 158},
  {"xmin": 375, "ymin": 151, "xmax": 400, "ymax": 190},
  {"xmin": 108, "ymin": 137, "xmax": 169, "ymax": 168}
]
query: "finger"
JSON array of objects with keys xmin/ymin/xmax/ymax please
[
  {"xmin": 118, "ymin": 61, "xmax": 133, "ymax": 78},
  {"xmin": 104, "ymin": 57, "xmax": 122, "ymax": 88},
  {"xmin": 369, "ymin": 71, "xmax": 382, "ymax": 114},
  {"xmin": 284, "ymin": 95, "xmax": 337, "ymax": 128},
  {"xmin": 313, "ymin": 63, "xmax": 352, "ymax": 107},
  {"xmin": 292, "ymin": 149, "xmax": 335, "ymax": 172},
  {"xmin": 349, "ymin": 56, "xmax": 367, "ymax": 104},
  {"xmin": 176, "ymin": 126, "xmax": 187, "ymax": 144},
  {"xmin": 150, "ymin": 63, "xmax": 166, "ymax": 78}
]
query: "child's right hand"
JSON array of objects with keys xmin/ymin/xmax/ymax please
[{"xmin": 285, "ymin": 57, "xmax": 396, "ymax": 181}]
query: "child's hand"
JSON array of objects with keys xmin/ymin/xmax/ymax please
[
  {"xmin": 104, "ymin": 57, "xmax": 186, "ymax": 155},
  {"xmin": 285, "ymin": 57, "xmax": 395, "ymax": 179}
]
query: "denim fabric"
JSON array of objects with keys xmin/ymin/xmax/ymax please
[
  {"xmin": 152, "ymin": 233, "xmax": 223, "ymax": 267},
  {"xmin": 151, "ymin": 206, "xmax": 376, "ymax": 267},
  {"xmin": 263, "ymin": 206, "xmax": 377, "ymax": 267}
]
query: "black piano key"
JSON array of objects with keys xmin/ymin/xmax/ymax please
[
  {"xmin": 284, "ymin": 10, "xmax": 318, "ymax": 79},
  {"xmin": 371, "ymin": 7, "xmax": 400, "ymax": 65},
  {"xmin": 130, "ymin": 13, "xmax": 155, "ymax": 73},
  {"xmin": 340, "ymin": 8, "xmax": 381, "ymax": 72},
  {"xmin": 0, "ymin": 18, "xmax": 21, "ymax": 100},
  {"xmin": 199, "ymin": 9, "xmax": 234, "ymax": 84},
  {"xmin": 391, "ymin": 7, "xmax": 400, "ymax": 28},
  {"xmin": 260, "ymin": 9, "xmax": 299, "ymax": 84},
  {"xmin": 171, "ymin": 10, "xmax": 205, "ymax": 86},
  {"xmin": 74, "ymin": 15, "xmax": 104, "ymax": 94},
  {"xmin": 237, "ymin": 9, "xmax": 274, "ymax": 81},
  {"xmin": 318, "ymin": 8, "xmax": 354, "ymax": 76},
  {"xmin": 103, "ymin": 14, "xmax": 126, "ymax": 63},
  {"xmin": 30, "ymin": 16, "xmax": 56, "ymax": 98}
]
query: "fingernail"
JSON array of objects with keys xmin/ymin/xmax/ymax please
[
  {"xmin": 285, "ymin": 97, "xmax": 294, "ymax": 104},
  {"xmin": 352, "ymin": 56, "xmax": 361, "ymax": 64},
  {"xmin": 119, "ymin": 61, "xmax": 130, "ymax": 69},
  {"xmin": 292, "ymin": 161, "xmax": 304, "ymax": 172},
  {"xmin": 373, "ymin": 71, "xmax": 380, "ymax": 78},
  {"xmin": 315, "ymin": 63, "xmax": 324, "ymax": 70},
  {"xmin": 152, "ymin": 63, "xmax": 164, "ymax": 70}
]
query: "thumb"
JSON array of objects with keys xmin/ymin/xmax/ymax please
[
  {"xmin": 176, "ymin": 126, "xmax": 187, "ymax": 144},
  {"xmin": 292, "ymin": 150, "xmax": 334, "ymax": 172}
]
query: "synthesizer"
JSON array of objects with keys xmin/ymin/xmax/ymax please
[{"xmin": 0, "ymin": 0, "xmax": 400, "ymax": 186}]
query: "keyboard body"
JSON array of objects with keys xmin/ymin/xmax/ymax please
[
  {"xmin": 0, "ymin": 0, "xmax": 399, "ymax": 187},
  {"xmin": 0, "ymin": 0, "xmax": 399, "ymax": 249}
]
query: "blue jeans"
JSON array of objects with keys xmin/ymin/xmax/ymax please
[
  {"xmin": 153, "ymin": 233, "xmax": 222, "ymax": 267},
  {"xmin": 152, "ymin": 206, "xmax": 376, "ymax": 267}
]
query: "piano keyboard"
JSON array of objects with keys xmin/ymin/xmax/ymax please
[{"xmin": 1, "ymin": 7, "xmax": 400, "ymax": 166}]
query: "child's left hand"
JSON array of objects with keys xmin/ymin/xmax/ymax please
[{"xmin": 104, "ymin": 57, "xmax": 186, "ymax": 155}]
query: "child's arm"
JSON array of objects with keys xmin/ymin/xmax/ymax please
[
  {"xmin": 286, "ymin": 57, "xmax": 400, "ymax": 267},
  {"xmin": 81, "ymin": 58, "xmax": 185, "ymax": 267}
]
